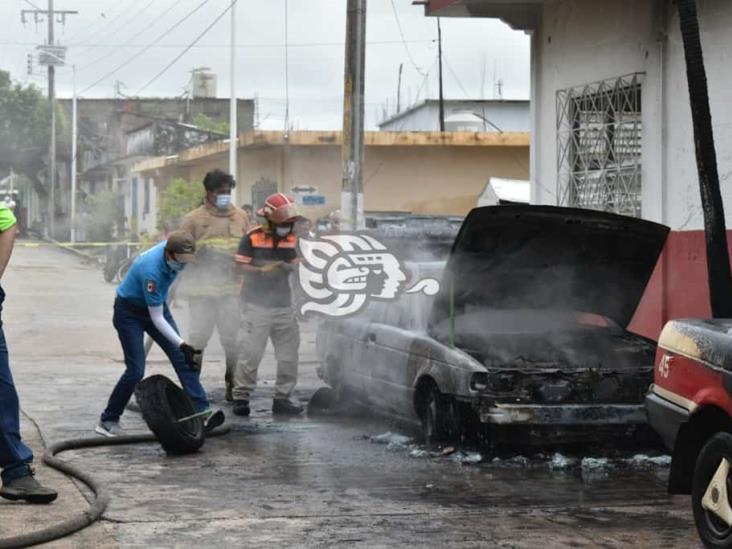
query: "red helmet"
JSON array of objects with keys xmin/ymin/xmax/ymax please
[{"xmin": 257, "ymin": 193, "xmax": 301, "ymax": 224}]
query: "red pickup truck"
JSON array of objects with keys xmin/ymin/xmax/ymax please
[{"xmin": 646, "ymin": 318, "xmax": 732, "ymax": 548}]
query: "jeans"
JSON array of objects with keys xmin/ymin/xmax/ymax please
[
  {"xmin": 0, "ymin": 286, "xmax": 34, "ymax": 484},
  {"xmin": 101, "ymin": 297, "xmax": 210, "ymax": 423}
]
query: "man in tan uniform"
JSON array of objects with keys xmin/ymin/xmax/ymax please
[{"xmin": 179, "ymin": 170, "xmax": 249, "ymax": 401}]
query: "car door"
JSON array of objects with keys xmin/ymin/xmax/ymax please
[{"xmin": 363, "ymin": 295, "xmax": 422, "ymax": 421}]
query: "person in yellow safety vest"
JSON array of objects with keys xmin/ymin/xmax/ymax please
[{"xmin": 179, "ymin": 170, "xmax": 249, "ymax": 401}]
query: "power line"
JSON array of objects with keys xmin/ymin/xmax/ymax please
[
  {"xmin": 79, "ymin": 0, "xmax": 211, "ymax": 95},
  {"xmin": 78, "ymin": 0, "xmax": 181, "ymax": 72},
  {"xmin": 63, "ymin": 0, "xmax": 146, "ymax": 46},
  {"xmin": 2, "ymin": 39, "xmax": 435, "ymax": 49},
  {"xmin": 389, "ymin": 0, "xmax": 428, "ymax": 77},
  {"xmin": 443, "ymin": 56, "xmax": 472, "ymax": 99},
  {"xmin": 134, "ymin": 3, "xmax": 232, "ymax": 96}
]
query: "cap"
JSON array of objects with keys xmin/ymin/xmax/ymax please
[{"xmin": 165, "ymin": 231, "xmax": 197, "ymax": 263}]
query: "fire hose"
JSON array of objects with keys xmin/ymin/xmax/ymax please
[{"xmin": 0, "ymin": 376, "xmax": 230, "ymax": 549}]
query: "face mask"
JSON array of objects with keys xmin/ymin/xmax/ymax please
[
  {"xmin": 275, "ymin": 225, "xmax": 292, "ymax": 237},
  {"xmin": 215, "ymin": 194, "xmax": 232, "ymax": 209},
  {"xmin": 167, "ymin": 259, "xmax": 185, "ymax": 272}
]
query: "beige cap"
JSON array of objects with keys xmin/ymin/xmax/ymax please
[{"xmin": 165, "ymin": 231, "xmax": 197, "ymax": 263}]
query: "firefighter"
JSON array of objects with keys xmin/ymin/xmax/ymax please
[
  {"xmin": 180, "ymin": 170, "xmax": 249, "ymax": 401},
  {"xmin": 0, "ymin": 203, "xmax": 57, "ymax": 503},
  {"xmin": 96, "ymin": 232, "xmax": 220, "ymax": 436},
  {"xmin": 231, "ymin": 193, "xmax": 303, "ymax": 416}
]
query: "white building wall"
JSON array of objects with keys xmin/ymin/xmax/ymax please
[
  {"xmin": 532, "ymin": 0, "xmax": 732, "ymax": 231},
  {"xmin": 380, "ymin": 101, "xmax": 530, "ymax": 132}
]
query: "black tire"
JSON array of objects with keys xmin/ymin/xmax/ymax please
[
  {"xmin": 420, "ymin": 385, "xmax": 457, "ymax": 447},
  {"xmin": 693, "ymin": 432, "xmax": 732, "ymax": 548},
  {"xmin": 307, "ymin": 387, "xmax": 338, "ymax": 416},
  {"xmin": 134, "ymin": 375, "xmax": 205, "ymax": 455},
  {"xmin": 115, "ymin": 258, "xmax": 133, "ymax": 283}
]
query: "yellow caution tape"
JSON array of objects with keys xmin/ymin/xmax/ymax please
[{"xmin": 16, "ymin": 241, "xmax": 142, "ymax": 248}]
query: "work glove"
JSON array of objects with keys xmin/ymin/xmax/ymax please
[{"xmin": 180, "ymin": 342, "xmax": 203, "ymax": 371}]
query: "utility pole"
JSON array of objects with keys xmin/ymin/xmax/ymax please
[
  {"xmin": 437, "ymin": 17, "xmax": 445, "ymax": 132},
  {"xmin": 341, "ymin": 0, "xmax": 367, "ymax": 231},
  {"xmin": 396, "ymin": 63, "xmax": 403, "ymax": 113},
  {"xmin": 229, "ymin": 0, "xmax": 238, "ymax": 180},
  {"xmin": 21, "ymin": 1, "xmax": 77, "ymax": 239},
  {"xmin": 48, "ymin": 0, "xmax": 55, "ymax": 239}
]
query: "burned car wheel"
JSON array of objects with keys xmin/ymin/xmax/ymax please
[
  {"xmin": 693, "ymin": 432, "xmax": 732, "ymax": 548},
  {"xmin": 134, "ymin": 375, "xmax": 205, "ymax": 456},
  {"xmin": 420, "ymin": 385, "xmax": 457, "ymax": 447}
]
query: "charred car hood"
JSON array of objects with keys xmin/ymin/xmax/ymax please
[{"xmin": 431, "ymin": 205, "xmax": 669, "ymax": 329}]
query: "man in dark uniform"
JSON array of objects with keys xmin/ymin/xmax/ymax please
[{"xmin": 232, "ymin": 193, "xmax": 303, "ymax": 416}]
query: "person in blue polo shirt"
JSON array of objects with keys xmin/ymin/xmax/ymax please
[{"xmin": 96, "ymin": 231, "xmax": 222, "ymax": 436}]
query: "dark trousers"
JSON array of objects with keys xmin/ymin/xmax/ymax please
[
  {"xmin": 0, "ymin": 287, "xmax": 33, "ymax": 484},
  {"xmin": 101, "ymin": 297, "xmax": 209, "ymax": 423}
]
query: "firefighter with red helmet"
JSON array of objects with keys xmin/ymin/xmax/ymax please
[{"xmin": 231, "ymin": 193, "xmax": 303, "ymax": 416}]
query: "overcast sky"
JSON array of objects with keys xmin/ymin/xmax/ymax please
[{"xmin": 0, "ymin": 0, "xmax": 530, "ymax": 130}]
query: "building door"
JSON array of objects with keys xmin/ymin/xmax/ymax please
[{"xmin": 252, "ymin": 177, "xmax": 277, "ymax": 210}]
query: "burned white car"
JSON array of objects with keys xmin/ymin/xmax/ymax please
[{"xmin": 315, "ymin": 205, "xmax": 669, "ymax": 445}]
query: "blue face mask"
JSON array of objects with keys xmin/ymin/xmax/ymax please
[
  {"xmin": 167, "ymin": 259, "xmax": 185, "ymax": 272},
  {"xmin": 215, "ymin": 194, "xmax": 232, "ymax": 209}
]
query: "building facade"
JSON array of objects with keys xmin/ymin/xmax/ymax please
[
  {"xmin": 53, "ymin": 97, "xmax": 255, "ymax": 240},
  {"xmin": 424, "ymin": 0, "xmax": 732, "ymax": 338},
  {"xmin": 378, "ymin": 99, "xmax": 530, "ymax": 133},
  {"xmin": 133, "ymin": 130, "xmax": 530, "ymax": 229}
]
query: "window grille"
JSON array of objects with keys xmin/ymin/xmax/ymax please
[{"xmin": 556, "ymin": 73, "xmax": 643, "ymax": 217}]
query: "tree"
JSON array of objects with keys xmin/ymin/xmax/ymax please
[
  {"xmin": 82, "ymin": 191, "xmax": 122, "ymax": 242},
  {"xmin": 157, "ymin": 177, "xmax": 203, "ymax": 232},
  {"xmin": 192, "ymin": 113, "xmax": 229, "ymax": 135},
  {"xmin": 0, "ymin": 69, "xmax": 61, "ymax": 201}
]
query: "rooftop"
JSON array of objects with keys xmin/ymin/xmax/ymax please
[
  {"xmin": 378, "ymin": 98, "xmax": 529, "ymax": 128},
  {"xmin": 133, "ymin": 129, "xmax": 529, "ymax": 173}
]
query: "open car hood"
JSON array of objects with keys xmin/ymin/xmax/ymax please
[{"xmin": 430, "ymin": 205, "xmax": 669, "ymax": 329}]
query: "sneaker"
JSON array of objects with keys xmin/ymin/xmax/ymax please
[
  {"xmin": 203, "ymin": 408, "xmax": 226, "ymax": 433},
  {"xmin": 0, "ymin": 472, "xmax": 58, "ymax": 504},
  {"xmin": 272, "ymin": 398, "xmax": 303, "ymax": 415},
  {"xmin": 233, "ymin": 400, "xmax": 250, "ymax": 417},
  {"xmin": 95, "ymin": 420, "xmax": 123, "ymax": 437}
]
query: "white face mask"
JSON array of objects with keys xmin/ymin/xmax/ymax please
[
  {"xmin": 275, "ymin": 225, "xmax": 292, "ymax": 237},
  {"xmin": 215, "ymin": 194, "xmax": 232, "ymax": 209}
]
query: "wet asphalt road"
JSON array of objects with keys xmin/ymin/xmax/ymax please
[{"xmin": 0, "ymin": 244, "xmax": 700, "ymax": 547}]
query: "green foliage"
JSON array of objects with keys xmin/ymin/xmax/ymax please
[
  {"xmin": 157, "ymin": 177, "xmax": 203, "ymax": 231},
  {"xmin": 0, "ymin": 68, "xmax": 67, "ymax": 196},
  {"xmin": 83, "ymin": 191, "xmax": 122, "ymax": 242},
  {"xmin": 192, "ymin": 113, "xmax": 229, "ymax": 135},
  {"xmin": 0, "ymin": 70, "xmax": 47, "ymax": 169}
]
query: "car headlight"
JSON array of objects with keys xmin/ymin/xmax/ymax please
[{"xmin": 470, "ymin": 372, "xmax": 489, "ymax": 391}]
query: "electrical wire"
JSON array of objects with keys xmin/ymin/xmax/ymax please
[
  {"xmin": 79, "ymin": 0, "xmax": 211, "ymax": 95},
  {"xmin": 78, "ymin": 0, "xmax": 181, "ymax": 72},
  {"xmin": 389, "ymin": 0, "xmax": 428, "ymax": 77},
  {"xmin": 1, "ymin": 40, "xmax": 434, "ymax": 49},
  {"xmin": 134, "ymin": 3, "xmax": 233, "ymax": 96},
  {"xmin": 443, "ymin": 56, "xmax": 472, "ymax": 99},
  {"xmin": 63, "ymin": 0, "xmax": 147, "ymax": 48}
]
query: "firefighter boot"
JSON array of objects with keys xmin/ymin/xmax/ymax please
[
  {"xmin": 272, "ymin": 398, "xmax": 303, "ymax": 416},
  {"xmin": 233, "ymin": 400, "xmax": 250, "ymax": 417}
]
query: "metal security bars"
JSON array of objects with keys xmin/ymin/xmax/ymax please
[{"xmin": 557, "ymin": 73, "xmax": 643, "ymax": 217}]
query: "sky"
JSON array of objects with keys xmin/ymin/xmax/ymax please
[{"xmin": 0, "ymin": 0, "xmax": 530, "ymax": 130}]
